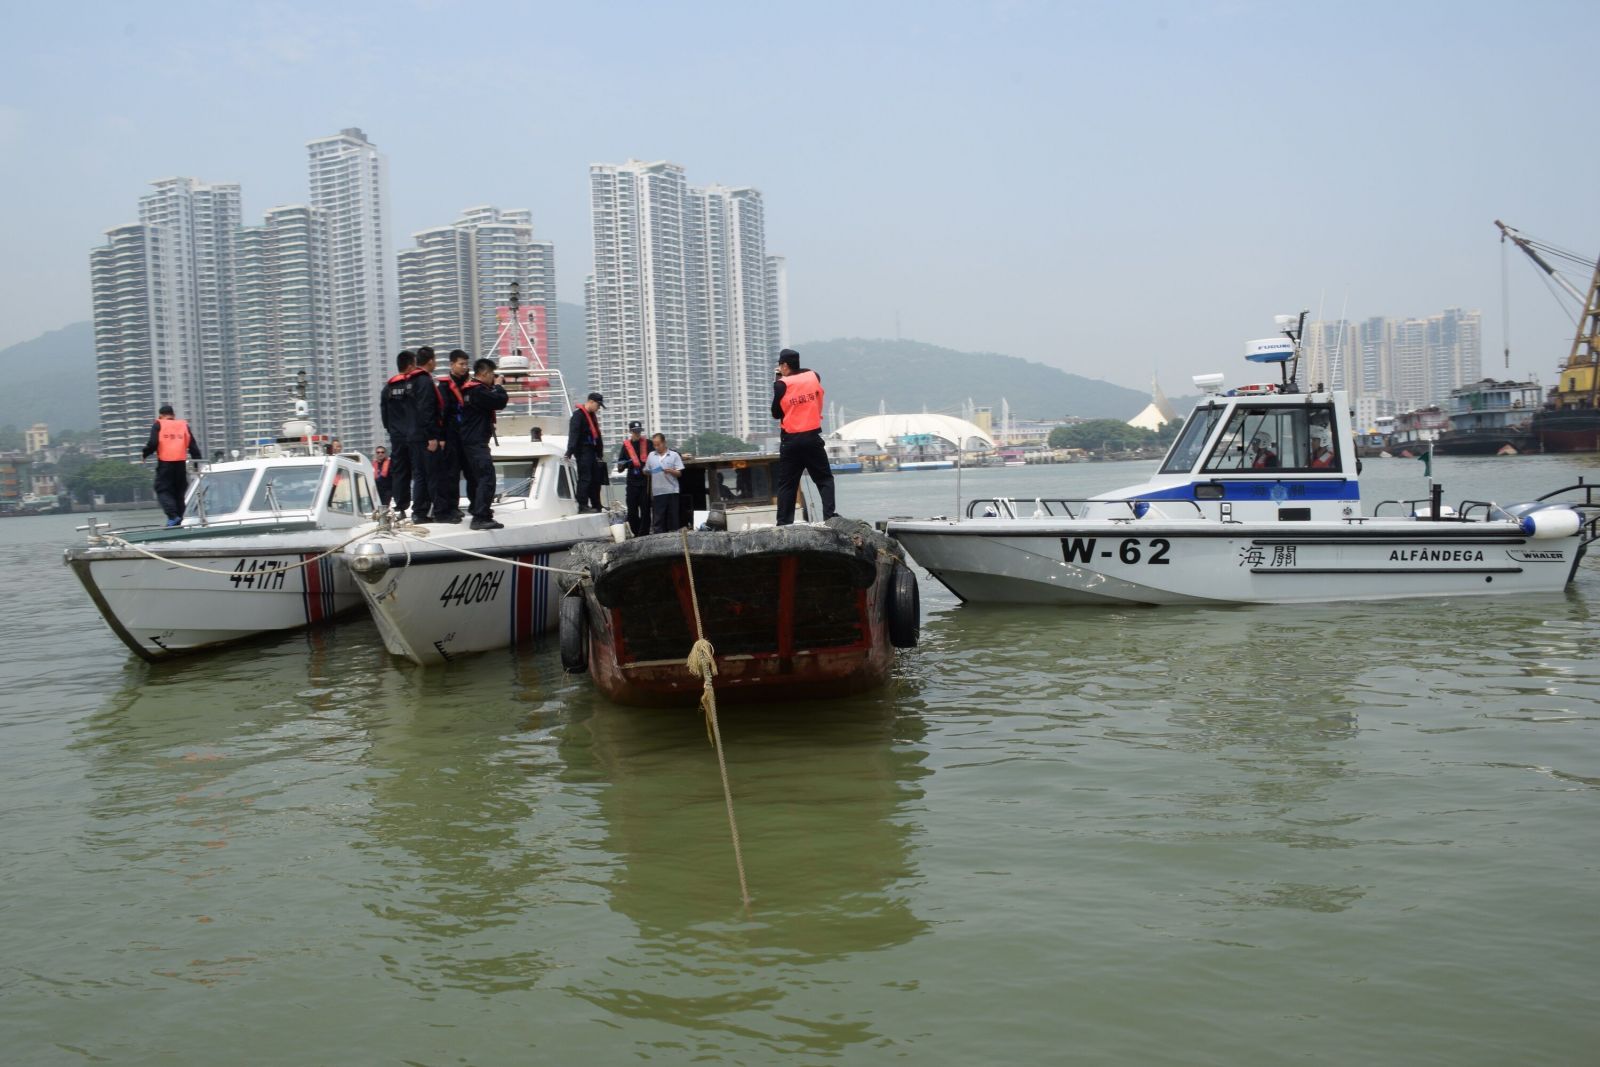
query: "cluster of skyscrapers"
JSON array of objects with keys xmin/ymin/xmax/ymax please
[
  {"xmin": 89, "ymin": 135, "xmax": 787, "ymax": 462},
  {"xmin": 1299, "ymin": 308, "xmax": 1482, "ymax": 423}
]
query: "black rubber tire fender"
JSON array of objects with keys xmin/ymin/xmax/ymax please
[
  {"xmin": 559, "ymin": 593, "xmax": 589, "ymax": 673},
  {"xmin": 886, "ymin": 562, "xmax": 920, "ymax": 649}
]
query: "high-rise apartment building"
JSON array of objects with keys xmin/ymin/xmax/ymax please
[
  {"xmin": 234, "ymin": 206, "xmax": 330, "ymax": 446},
  {"xmin": 307, "ymin": 128, "xmax": 395, "ymax": 450},
  {"xmin": 397, "ymin": 206, "xmax": 558, "ymax": 366},
  {"xmin": 1308, "ymin": 310, "xmax": 1481, "ymax": 411},
  {"xmin": 89, "ymin": 178, "xmax": 241, "ymax": 460},
  {"xmin": 587, "ymin": 160, "xmax": 784, "ymax": 443}
]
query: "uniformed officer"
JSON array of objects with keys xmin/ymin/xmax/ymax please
[
  {"xmin": 771, "ymin": 349, "xmax": 836, "ymax": 525},
  {"xmin": 566, "ymin": 391, "xmax": 608, "ymax": 512},
  {"xmin": 458, "ymin": 358, "xmax": 509, "ymax": 530},
  {"xmin": 379, "ymin": 350, "xmax": 428, "ymax": 518},
  {"xmin": 614, "ymin": 420, "xmax": 650, "ymax": 536},
  {"xmin": 438, "ymin": 349, "xmax": 475, "ymax": 518},
  {"xmin": 415, "ymin": 347, "xmax": 461, "ymax": 523},
  {"xmin": 140, "ymin": 403, "xmax": 202, "ymax": 527}
]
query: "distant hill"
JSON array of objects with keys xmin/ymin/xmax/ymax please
[
  {"xmin": 0, "ymin": 321, "xmax": 97, "ymax": 434},
  {"xmin": 792, "ymin": 338, "xmax": 1156, "ymax": 423}
]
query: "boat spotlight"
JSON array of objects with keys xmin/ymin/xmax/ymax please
[
  {"xmin": 1193, "ymin": 373, "xmax": 1225, "ymax": 394},
  {"xmin": 349, "ymin": 542, "xmax": 390, "ymax": 583}
]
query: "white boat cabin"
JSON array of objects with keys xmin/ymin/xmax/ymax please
[{"xmin": 182, "ymin": 453, "xmax": 377, "ymax": 529}]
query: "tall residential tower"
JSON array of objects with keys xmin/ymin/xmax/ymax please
[
  {"xmin": 397, "ymin": 206, "xmax": 558, "ymax": 366},
  {"xmin": 307, "ymin": 128, "xmax": 396, "ymax": 449},
  {"xmin": 586, "ymin": 160, "xmax": 784, "ymax": 443}
]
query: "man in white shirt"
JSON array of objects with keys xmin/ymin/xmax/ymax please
[{"xmin": 644, "ymin": 432, "xmax": 685, "ymax": 533}]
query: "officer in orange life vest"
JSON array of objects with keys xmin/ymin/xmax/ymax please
[
  {"xmin": 614, "ymin": 420, "xmax": 650, "ymax": 536},
  {"xmin": 565, "ymin": 391, "xmax": 608, "ymax": 512},
  {"xmin": 140, "ymin": 403, "xmax": 202, "ymax": 527},
  {"xmin": 771, "ymin": 348, "xmax": 837, "ymax": 525}
]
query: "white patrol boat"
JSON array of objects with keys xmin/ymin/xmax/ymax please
[
  {"xmin": 887, "ymin": 313, "xmax": 1598, "ymax": 605},
  {"xmin": 65, "ymin": 410, "xmax": 377, "ymax": 659},
  {"xmin": 345, "ymin": 304, "xmax": 610, "ymax": 665}
]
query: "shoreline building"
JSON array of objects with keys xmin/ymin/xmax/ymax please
[
  {"xmin": 234, "ymin": 206, "xmax": 330, "ymax": 446},
  {"xmin": 89, "ymin": 178, "xmax": 241, "ymax": 460},
  {"xmin": 307, "ymin": 128, "xmax": 396, "ymax": 450},
  {"xmin": 586, "ymin": 159, "xmax": 786, "ymax": 442},
  {"xmin": 397, "ymin": 206, "xmax": 559, "ymax": 366}
]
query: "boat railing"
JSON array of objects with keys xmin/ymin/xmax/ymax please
[
  {"xmin": 1535, "ymin": 479, "xmax": 1600, "ymax": 545},
  {"xmin": 964, "ymin": 497, "xmax": 1205, "ymax": 520}
]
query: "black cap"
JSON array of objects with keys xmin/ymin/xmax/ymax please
[
  {"xmin": 628, "ymin": 420, "xmax": 643, "ymax": 431},
  {"xmin": 778, "ymin": 348, "xmax": 799, "ymax": 362},
  {"xmin": 158, "ymin": 403, "xmax": 174, "ymax": 415},
  {"xmin": 587, "ymin": 392, "xmax": 606, "ymax": 407}
]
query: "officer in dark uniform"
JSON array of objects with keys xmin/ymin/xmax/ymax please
[
  {"xmin": 438, "ymin": 349, "xmax": 475, "ymax": 518},
  {"xmin": 771, "ymin": 348, "xmax": 836, "ymax": 525},
  {"xmin": 614, "ymin": 420, "xmax": 650, "ymax": 536},
  {"xmin": 565, "ymin": 391, "xmax": 607, "ymax": 512},
  {"xmin": 140, "ymin": 403, "xmax": 202, "ymax": 527},
  {"xmin": 415, "ymin": 347, "xmax": 461, "ymax": 523},
  {"xmin": 380, "ymin": 350, "xmax": 421, "ymax": 515},
  {"xmin": 458, "ymin": 358, "xmax": 509, "ymax": 530}
]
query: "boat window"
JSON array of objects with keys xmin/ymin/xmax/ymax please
[
  {"xmin": 1159, "ymin": 407, "xmax": 1221, "ymax": 473},
  {"xmin": 249, "ymin": 465, "xmax": 324, "ymax": 512},
  {"xmin": 709, "ymin": 463, "xmax": 772, "ymax": 505},
  {"xmin": 556, "ymin": 463, "xmax": 573, "ymax": 500},
  {"xmin": 494, "ymin": 458, "xmax": 538, "ymax": 499},
  {"xmin": 326, "ymin": 469, "xmax": 355, "ymax": 514},
  {"xmin": 355, "ymin": 474, "xmax": 374, "ymax": 515},
  {"xmin": 187, "ymin": 469, "xmax": 254, "ymax": 515},
  {"xmin": 1201, "ymin": 405, "xmax": 1340, "ymax": 472}
]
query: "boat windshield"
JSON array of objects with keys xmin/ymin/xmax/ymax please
[
  {"xmin": 493, "ymin": 457, "xmax": 540, "ymax": 499},
  {"xmin": 1201, "ymin": 405, "xmax": 1338, "ymax": 472},
  {"xmin": 249, "ymin": 465, "xmax": 325, "ymax": 512},
  {"xmin": 709, "ymin": 463, "xmax": 772, "ymax": 506},
  {"xmin": 186, "ymin": 469, "xmax": 255, "ymax": 514},
  {"xmin": 1159, "ymin": 407, "xmax": 1221, "ymax": 473}
]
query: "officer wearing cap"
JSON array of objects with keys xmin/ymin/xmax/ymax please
[
  {"xmin": 771, "ymin": 348, "xmax": 836, "ymax": 525},
  {"xmin": 140, "ymin": 403, "xmax": 202, "ymax": 527},
  {"xmin": 566, "ymin": 391, "xmax": 608, "ymax": 512},
  {"xmin": 614, "ymin": 419, "xmax": 650, "ymax": 536}
]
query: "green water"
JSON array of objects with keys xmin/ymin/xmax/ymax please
[{"xmin": 3, "ymin": 455, "xmax": 1598, "ymax": 1064}]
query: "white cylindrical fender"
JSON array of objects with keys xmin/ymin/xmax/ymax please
[{"xmin": 1519, "ymin": 508, "xmax": 1582, "ymax": 539}]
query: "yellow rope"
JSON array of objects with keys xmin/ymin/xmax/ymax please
[{"xmin": 679, "ymin": 527, "xmax": 751, "ymax": 908}]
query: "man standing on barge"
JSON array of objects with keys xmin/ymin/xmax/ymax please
[{"xmin": 771, "ymin": 348, "xmax": 836, "ymax": 525}]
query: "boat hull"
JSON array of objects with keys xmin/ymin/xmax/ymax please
[
  {"xmin": 67, "ymin": 546, "xmax": 359, "ymax": 660},
  {"xmin": 1433, "ymin": 429, "xmax": 1539, "ymax": 456},
  {"xmin": 888, "ymin": 519, "xmax": 1586, "ymax": 606},
  {"xmin": 562, "ymin": 519, "xmax": 908, "ymax": 707},
  {"xmin": 348, "ymin": 514, "xmax": 610, "ymax": 665},
  {"xmin": 1532, "ymin": 409, "xmax": 1600, "ymax": 453}
]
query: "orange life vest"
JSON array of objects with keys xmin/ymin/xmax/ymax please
[
  {"xmin": 574, "ymin": 404, "xmax": 601, "ymax": 445},
  {"xmin": 374, "ymin": 457, "xmax": 391, "ymax": 479},
  {"xmin": 779, "ymin": 370, "xmax": 824, "ymax": 434},
  {"xmin": 386, "ymin": 366, "xmax": 425, "ymax": 385},
  {"xmin": 156, "ymin": 418, "xmax": 191, "ymax": 462},
  {"xmin": 1310, "ymin": 447, "xmax": 1335, "ymax": 468},
  {"xmin": 622, "ymin": 437, "xmax": 646, "ymax": 470}
]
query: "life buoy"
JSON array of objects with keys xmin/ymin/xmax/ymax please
[
  {"xmin": 886, "ymin": 562, "xmax": 920, "ymax": 649},
  {"xmin": 559, "ymin": 594, "xmax": 588, "ymax": 672}
]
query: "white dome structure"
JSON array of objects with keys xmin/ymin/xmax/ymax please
[{"xmin": 832, "ymin": 413, "xmax": 995, "ymax": 452}]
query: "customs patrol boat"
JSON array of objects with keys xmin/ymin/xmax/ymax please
[
  {"xmin": 344, "ymin": 314, "xmax": 609, "ymax": 665},
  {"xmin": 65, "ymin": 408, "xmax": 375, "ymax": 659},
  {"xmin": 887, "ymin": 314, "xmax": 1598, "ymax": 606}
]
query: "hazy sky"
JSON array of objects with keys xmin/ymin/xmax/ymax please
[{"xmin": 2, "ymin": 0, "xmax": 1595, "ymax": 393}]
